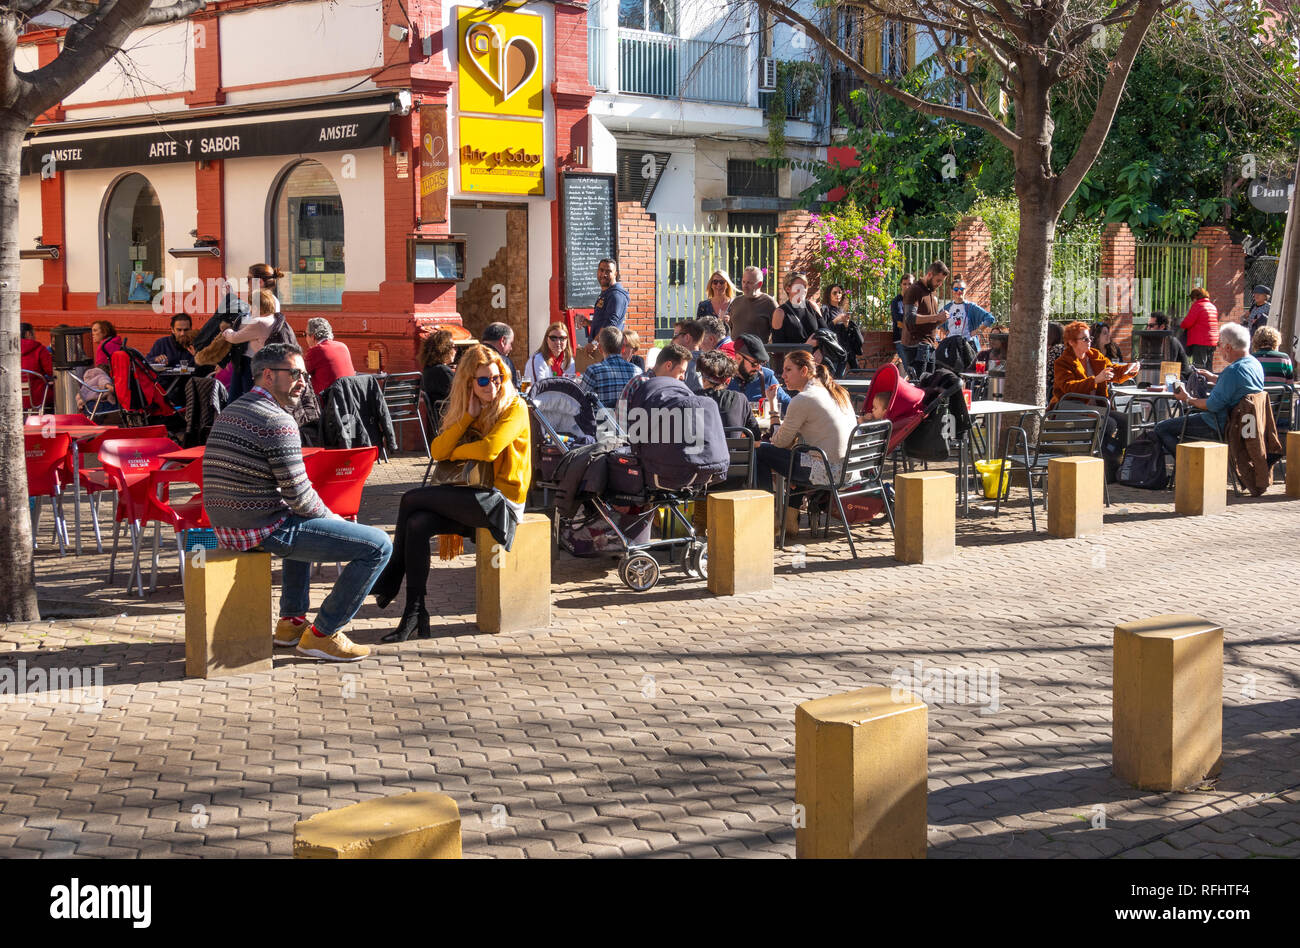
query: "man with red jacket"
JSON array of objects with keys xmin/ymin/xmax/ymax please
[
  {"xmin": 1180, "ymin": 288, "xmax": 1219, "ymax": 370},
  {"xmin": 20, "ymin": 323, "xmax": 52, "ymax": 412}
]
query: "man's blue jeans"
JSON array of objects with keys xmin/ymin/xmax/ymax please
[
  {"xmin": 257, "ymin": 515, "xmax": 392, "ymax": 636},
  {"xmin": 1153, "ymin": 411, "xmax": 1221, "ymax": 455}
]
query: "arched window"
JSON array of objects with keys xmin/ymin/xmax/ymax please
[
  {"xmin": 272, "ymin": 160, "xmax": 345, "ymax": 305},
  {"xmin": 103, "ymin": 173, "xmax": 163, "ymax": 305}
]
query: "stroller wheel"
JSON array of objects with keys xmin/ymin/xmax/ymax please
[
  {"xmin": 619, "ymin": 552, "xmax": 660, "ymax": 592},
  {"xmin": 684, "ymin": 543, "xmax": 707, "ymax": 579}
]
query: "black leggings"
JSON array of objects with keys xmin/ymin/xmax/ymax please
[{"xmin": 377, "ymin": 486, "xmax": 500, "ymax": 606}]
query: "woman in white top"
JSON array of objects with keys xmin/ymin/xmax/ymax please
[
  {"xmin": 523, "ymin": 320, "xmax": 576, "ymax": 385},
  {"xmin": 755, "ymin": 348, "xmax": 856, "ymax": 538},
  {"xmin": 222, "ymin": 266, "xmax": 283, "ymax": 398}
]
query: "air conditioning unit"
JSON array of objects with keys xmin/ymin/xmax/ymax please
[{"xmin": 759, "ymin": 56, "xmax": 777, "ymax": 92}]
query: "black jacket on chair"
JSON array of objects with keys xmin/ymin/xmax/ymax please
[
  {"xmin": 182, "ymin": 375, "xmax": 229, "ymax": 447},
  {"xmin": 321, "ymin": 374, "xmax": 396, "ymax": 450}
]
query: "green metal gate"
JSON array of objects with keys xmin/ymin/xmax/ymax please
[
  {"xmin": 655, "ymin": 225, "xmax": 779, "ymax": 338},
  {"xmin": 1134, "ymin": 241, "xmax": 1207, "ymax": 323}
]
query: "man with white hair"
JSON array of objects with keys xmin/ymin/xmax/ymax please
[
  {"xmin": 728, "ymin": 265, "xmax": 778, "ymax": 343},
  {"xmin": 1154, "ymin": 321, "xmax": 1263, "ymax": 453},
  {"xmin": 303, "ymin": 316, "xmax": 356, "ymax": 396}
]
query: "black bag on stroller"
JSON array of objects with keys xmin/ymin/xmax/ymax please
[
  {"xmin": 905, "ymin": 368, "xmax": 965, "ymax": 461},
  {"xmin": 936, "ymin": 335, "xmax": 978, "ymax": 374}
]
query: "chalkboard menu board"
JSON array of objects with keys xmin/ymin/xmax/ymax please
[{"xmin": 561, "ymin": 172, "xmax": 618, "ymax": 311}]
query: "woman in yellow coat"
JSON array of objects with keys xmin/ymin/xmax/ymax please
[{"xmin": 372, "ymin": 344, "xmax": 532, "ymax": 641}]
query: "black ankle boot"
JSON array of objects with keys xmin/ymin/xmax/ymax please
[{"xmin": 382, "ymin": 598, "xmax": 428, "ymax": 643}]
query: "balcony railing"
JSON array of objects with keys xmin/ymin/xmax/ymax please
[
  {"xmin": 615, "ymin": 29, "xmax": 747, "ymax": 105},
  {"xmin": 588, "ymin": 26, "xmax": 607, "ymax": 91},
  {"xmin": 759, "ymin": 73, "xmax": 822, "ymax": 124}
]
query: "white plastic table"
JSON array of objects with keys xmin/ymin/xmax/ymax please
[{"xmin": 961, "ymin": 400, "xmax": 1043, "ymax": 514}]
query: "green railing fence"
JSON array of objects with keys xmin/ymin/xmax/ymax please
[
  {"xmin": 840, "ymin": 236, "xmax": 952, "ymax": 330},
  {"xmin": 654, "ymin": 225, "xmax": 779, "ymax": 338},
  {"xmin": 1134, "ymin": 241, "xmax": 1207, "ymax": 324},
  {"xmin": 989, "ymin": 234, "xmax": 1102, "ymax": 323}
]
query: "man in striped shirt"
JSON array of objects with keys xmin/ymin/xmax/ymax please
[{"xmin": 203, "ymin": 342, "xmax": 391, "ymax": 662}]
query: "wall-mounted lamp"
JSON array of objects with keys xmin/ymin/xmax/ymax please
[
  {"xmin": 393, "ymin": 89, "xmax": 413, "ymax": 116},
  {"xmin": 20, "ymin": 237, "xmax": 60, "ymax": 260},
  {"xmin": 169, "ymin": 236, "xmax": 221, "ymax": 259}
]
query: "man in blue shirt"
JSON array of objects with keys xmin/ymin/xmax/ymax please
[
  {"xmin": 727, "ymin": 334, "xmax": 791, "ymax": 411},
  {"xmin": 1154, "ymin": 323, "xmax": 1263, "ymax": 454},
  {"xmin": 589, "ymin": 258, "xmax": 629, "ymax": 337},
  {"xmin": 581, "ymin": 327, "xmax": 641, "ymax": 409}
]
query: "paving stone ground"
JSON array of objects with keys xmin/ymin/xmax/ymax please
[{"xmin": 3, "ymin": 455, "xmax": 1298, "ymax": 858}]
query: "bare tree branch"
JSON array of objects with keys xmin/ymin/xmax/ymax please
[{"xmin": 755, "ymin": 0, "xmax": 1021, "ymax": 148}]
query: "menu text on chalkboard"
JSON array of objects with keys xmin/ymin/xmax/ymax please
[{"xmin": 561, "ymin": 172, "xmax": 618, "ymax": 311}]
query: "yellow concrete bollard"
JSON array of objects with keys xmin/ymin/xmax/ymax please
[
  {"xmin": 476, "ymin": 513, "xmax": 551, "ymax": 634},
  {"xmin": 893, "ymin": 471, "xmax": 955, "ymax": 564},
  {"xmin": 1287, "ymin": 431, "xmax": 1300, "ymax": 498},
  {"xmin": 706, "ymin": 490, "xmax": 774, "ymax": 596},
  {"xmin": 184, "ymin": 550, "xmax": 273, "ymax": 679},
  {"xmin": 1113, "ymin": 615, "xmax": 1223, "ymax": 792},
  {"xmin": 796, "ymin": 686, "xmax": 927, "ymax": 858},
  {"xmin": 1047, "ymin": 456, "xmax": 1104, "ymax": 538},
  {"xmin": 294, "ymin": 792, "xmax": 462, "ymax": 859},
  {"xmin": 1174, "ymin": 441, "xmax": 1227, "ymax": 516}
]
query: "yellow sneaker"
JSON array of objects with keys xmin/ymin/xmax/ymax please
[
  {"xmin": 295, "ymin": 627, "xmax": 370, "ymax": 662},
  {"xmin": 273, "ymin": 618, "xmax": 307, "ymax": 648}
]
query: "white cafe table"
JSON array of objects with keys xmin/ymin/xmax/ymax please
[{"xmin": 961, "ymin": 400, "xmax": 1043, "ymax": 514}]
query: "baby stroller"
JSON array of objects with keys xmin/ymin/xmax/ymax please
[
  {"xmin": 529, "ymin": 375, "xmax": 617, "ymax": 487},
  {"xmin": 538, "ymin": 376, "xmax": 729, "ymax": 591},
  {"xmin": 108, "ymin": 347, "xmax": 181, "ymax": 433}
]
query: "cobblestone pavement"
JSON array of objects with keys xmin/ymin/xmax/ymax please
[{"xmin": 2, "ymin": 455, "xmax": 1298, "ymax": 858}]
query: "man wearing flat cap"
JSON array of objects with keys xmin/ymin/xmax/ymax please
[
  {"xmin": 1246, "ymin": 285, "xmax": 1271, "ymax": 334},
  {"xmin": 727, "ymin": 334, "xmax": 791, "ymax": 411}
]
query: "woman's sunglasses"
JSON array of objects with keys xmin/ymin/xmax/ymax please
[
  {"xmin": 548, "ymin": 335, "xmax": 567, "ymax": 342},
  {"xmin": 475, "ymin": 374, "xmax": 503, "ymax": 388}
]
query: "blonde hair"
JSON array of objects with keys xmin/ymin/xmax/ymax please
[
  {"xmin": 785, "ymin": 349, "xmax": 850, "ymax": 413},
  {"xmin": 443, "ymin": 344, "xmax": 517, "ymax": 434},
  {"xmin": 251, "ymin": 288, "xmax": 278, "ymax": 318},
  {"xmin": 1252, "ymin": 325, "xmax": 1281, "ymax": 352},
  {"xmin": 622, "ymin": 329, "xmax": 641, "ymax": 354},
  {"xmin": 707, "ymin": 269, "xmax": 736, "ymax": 299},
  {"xmin": 534, "ymin": 321, "xmax": 574, "ymax": 368}
]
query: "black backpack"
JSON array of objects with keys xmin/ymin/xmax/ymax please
[{"xmin": 1117, "ymin": 432, "xmax": 1168, "ymax": 489}]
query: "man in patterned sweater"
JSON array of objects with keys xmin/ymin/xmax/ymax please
[{"xmin": 203, "ymin": 342, "xmax": 391, "ymax": 662}]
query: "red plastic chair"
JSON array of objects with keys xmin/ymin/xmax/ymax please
[
  {"xmin": 142, "ymin": 456, "xmax": 209, "ymax": 593},
  {"xmin": 73, "ymin": 424, "xmax": 169, "ymax": 553},
  {"xmin": 24, "ymin": 413, "xmax": 89, "ymax": 428},
  {"xmin": 25, "ymin": 431, "xmax": 72, "ymax": 555},
  {"xmin": 303, "ymin": 447, "xmax": 378, "ymax": 520},
  {"xmin": 99, "ymin": 437, "xmax": 182, "ymax": 597}
]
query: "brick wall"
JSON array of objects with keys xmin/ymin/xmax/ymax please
[
  {"xmin": 617, "ymin": 200, "xmax": 656, "ymax": 343},
  {"xmin": 777, "ymin": 209, "xmax": 820, "ymax": 294},
  {"xmin": 1099, "ymin": 222, "xmax": 1136, "ymax": 355},
  {"xmin": 950, "ymin": 217, "xmax": 992, "ymax": 310}
]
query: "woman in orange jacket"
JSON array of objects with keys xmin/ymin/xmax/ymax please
[
  {"xmin": 1180, "ymin": 288, "xmax": 1219, "ymax": 369},
  {"xmin": 370, "ymin": 344, "xmax": 532, "ymax": 641},
  {"xmin": 1051, "ymin": 320, "xmax": 1140, "ymax": 407}
]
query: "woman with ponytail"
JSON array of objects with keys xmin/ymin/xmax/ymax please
[
  {"xmin": 220, "ymin": 264, "xmax": 288, "ymax": 398},
  {"xmin": 754, "ymin": 349, "xmax": 856, "ymax": 539},
  {"xmin": 371, "ymin": 345, "xmax": 532, "ymax": 641}
]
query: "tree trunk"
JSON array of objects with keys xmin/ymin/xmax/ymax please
[
  {"xmin": 1005, "ymin": 192, "xmax": 1056, "ymax": 410},
  {"xmin": 0, "ymin": 118, "xmax": 40, "ymax": 622}
]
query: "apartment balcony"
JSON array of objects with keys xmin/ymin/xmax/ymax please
[{"xmin": 613, "ymin": 28, "xmax": 748, "ymax": 105}]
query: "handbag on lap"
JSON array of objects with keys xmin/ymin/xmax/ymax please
[{"xmin": 426, "ymin": 428, "xmax": 495, "ymax": 488}]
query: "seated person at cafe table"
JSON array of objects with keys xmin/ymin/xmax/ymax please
[
  {"xmin": 1154, "ymin": 322, "xmax": 1263, "ymax": 455},
  {"xmin": 203, "ymin": 341, "xmax": 392, "ymax": 663},
  {"xmin": 755, "ymin": 350, "xmax": 856, "ymax": 540},
  {"xmin": 303, "ymin": 317, "xmax": 356, "ymax": 396},
  {"xmin": 147, "ymin": 314, "xmax": 197, "ymax": 369},
  {"xmin": 696, "ymin": 350, "xmax": 760, "ymax": 439},
  {"xmin": 727, "ymin": 334, "xmax": 791, "ymax": 411},
  {"xmin": 1051, "ymin": 320, "xmax": 1140, "ymax": 407},
  {"xmin": 581, "ymin": 327, "xmax": 641, "ymax": 410}
]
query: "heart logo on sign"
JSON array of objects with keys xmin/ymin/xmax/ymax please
[{"xmin": 464, "ymin": 22, "xmax": 538, "ymax": 103}]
